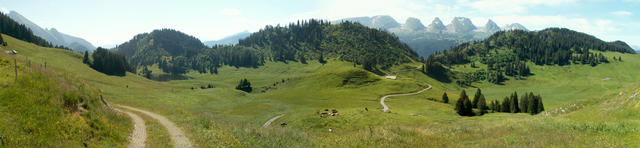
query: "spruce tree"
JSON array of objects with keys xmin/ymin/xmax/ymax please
[
  {"xmin": 455, "ymin": 95, "xmax": 465, "ymax": 116},
  {"xmin": 456, "ymin": 90, "xmax": 473, "ymax": 116},
  {"xmin": 536, "ymin": 95, "xmax": 544, "ymax": 113},
  {"xmin": 442, "ymin": 92, "xmax": 449, "ymax": 103},
  {"xmin": 472, "ymin": 88, "xmax": 482, "ymax": 108},
  {"xmin": 489, "ymin": 100, "xmax": 496, "ymax": 113},
  {"xmin": 463, "ymin": 97, "xmax": 473, "ymax": 116},
  {"xmin": 501, "ymin": 97, "xmax": 511, "ymax": 112},
  {"xmin": 510, "ymin": 92, "xmax": 520, "ymax": 113},
  {"xmin": 83, "ymin": 50, "xmax": 90, "ymax": 64},
  {"xmin": 477, "ymin": 94, "xmax": 487, "ymax": 114},
  {"xmin": 493, "ymin": 100, "xmax": 501, "ymax": 112},
  {"xmin": 520, "ymin": 93, "xmax": 529, "ymax": 113}
]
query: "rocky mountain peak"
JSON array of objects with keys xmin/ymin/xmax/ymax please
[
  {"xmin": 402, "ymin": 17, "xmax": 426, "ymax": 31},
  {"xmin": 426, "ymin": 17, "xmax": 446, "ymax": 33}
]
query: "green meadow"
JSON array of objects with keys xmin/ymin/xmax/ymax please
[{"xmin": 3, "ymin": 33, "xmax": 640, "ymax": 147}]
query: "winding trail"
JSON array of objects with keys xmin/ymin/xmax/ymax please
[
  {"xmin": 262, "ymin": 114, "xmax": 286, "ymax": 127},
  {"xmin": 116, "ymin": 105, "xmax": 193, "ymax": 148},
  {"xmin": 380, "ymin": 85, "xmax": 432, "ymax": 113},
  {"xmin": 114, "ymin": 108, "xmax": 147, "ymax": 148}
]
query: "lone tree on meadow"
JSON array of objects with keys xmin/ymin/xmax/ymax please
[
  {"xmin": 442, "ymin": 92, "xmax": 449, "ymax": 103},
  {"xmin": 235, "ymin": 78, "xmax": 253, "ymax": 93}
]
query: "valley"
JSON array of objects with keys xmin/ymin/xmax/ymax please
[
  {"xmin": 2, "ymin": 29, "xmax": 640, "ymax": 146},
  {"xmin": 1, "ymin": 2, "xmax": 640, "ymax": 147}
]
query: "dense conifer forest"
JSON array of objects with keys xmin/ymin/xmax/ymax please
[
  {"xmin": 114, "ymin": 20, "xmax": 420, "ymax": 77},
  {"xmin": 0, "ymin": 12, "xmax": 51, "ymax": 47},
  {"xmin": 423, "ymin": 28, "xmax": 636, "ymax": 84},
  {"xmin": 86, "ymin": 47, "xmax": 134, "ymax": 76}
]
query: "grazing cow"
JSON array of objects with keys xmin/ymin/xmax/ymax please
[
  {"xmin": 280, "ymin": 122, "xmax": 287, "ymax": 127},
  {"xmin": 365, "ymin": 107, "xmax": 368, "ymax": 111},
  {"xmin": 328, "ymin": 128, "xmax": 333, "ymax": 132},
  {"xmin": 320, "ymin": 112, "xmax": 328, "ymax": 117}
]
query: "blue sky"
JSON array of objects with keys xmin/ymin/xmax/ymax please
[{"xmin": 1, "ymin": 0, "xmax": 639, "ymax": 48}]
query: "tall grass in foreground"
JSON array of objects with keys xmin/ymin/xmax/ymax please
[{"xmin": 0, "ymin": 53, "xmax": 131, "ymax": 147}]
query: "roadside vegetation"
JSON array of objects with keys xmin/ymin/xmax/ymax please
[{"xmin": 0, "ymin": 39, "xmax": 130, "ymax": 147}]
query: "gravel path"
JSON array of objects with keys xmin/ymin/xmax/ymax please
[
  {"xmin": 262, "ymin": 114, "xmax": 285, "ymax": 127},
  {"xmin": 114, "ymin": 108, "xmax": 147, "ymax": 148},
  {"xmin": 116, "ymin": 105, "xmax": 193, "ymax": 148},
  {"xmin": 380, "ymin": 85, "xmax": 432, "ymax": 113}
]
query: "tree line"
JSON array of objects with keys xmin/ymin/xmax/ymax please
[
  {"xmin": 114, "ymin": 20, "xmax": 420, "ymax": 77},
  {"xmin": 0, "ymin": 12, "xmax": 52, "ymax": 47},
  {"xmin": 84, "ymin": 47, "xmax": 134, "ymax": 76},
  {"xmin": 453, "ymin": 88, "xmax": 544, "ymax": 116},
  {"xmin": 0, "ymin": 33, "xmax": 5, "ymax": 46},
  {"xmin": 424, "ymin": 28, "xmax": 634, "ymax": 84},
  {"xmin": 238, "ymin": 19, "xmax": 420, "ymax": 72}
]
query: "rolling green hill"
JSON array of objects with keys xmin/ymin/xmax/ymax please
[
  {"xmin": 113, "ymin": 28, "xmax": 206, "ymax": 66},
  {"xmin": 0, "ymin": 34, "xmax": 130, "ymax": 147},
  {"xmin": 114, "ymin": 20, "xmax": 421, "ymax": 78},
  {"xmin": 424, "ymin": 28, "xmax": 636, "ymax": 85},
  {"xmin": 6, "ymin": 23, "xmax": 640, "ymax": 147}
]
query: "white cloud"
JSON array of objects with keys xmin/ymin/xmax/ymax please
[
  {"xmin": 463, "ymin": 0, "xmax": 575, "ymax": 14},
  {"xmin": 611, "ymin": 10, "xmax": 632, "ymax": 16},
  {"xmin": 310, "ymin": 0, "xmax": 419, "ymax": 22},
  {"xmin": 220, "ymin": 8, "xmax": 241, "ymax": 16}
]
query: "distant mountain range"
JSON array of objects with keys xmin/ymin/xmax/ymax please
[
  {"xmin": 633, "ymin": 45, "xmax": 640, "ymax": 54},
  {"xmin": 203, "ymin": 31, "xmax": 251, "ymax": 47},
  {"xmin": 332, "ymin": 15, "xmax": 528, "ymax": 58},
  {"xmin": 7, "ymin": 11, "xmax": 96, "ymax": 52}
]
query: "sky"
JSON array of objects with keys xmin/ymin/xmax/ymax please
[{"xmin": 1, "ymin": 0, "xmax": 639, "ymax": 48}]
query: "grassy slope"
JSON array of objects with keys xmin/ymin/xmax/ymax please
[
  {"xmin": 5, "ymin": 33, "xmax": 640, "ymax": 147},
  {"xmin": 0, "ymin": 35, "xmax": 130, "ymax": 147}
]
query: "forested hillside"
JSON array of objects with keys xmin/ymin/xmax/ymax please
[
  {"xmin": 0, "ymin": 12, "xmax": 52, "ymax": 47},
  {"xmin": 113, "ymin": 29, "xmax": 206, "ymax": 66},
  {"xmin": 424, "ymin": 28, "xmax": 635, "ymax": 84},
  {"xmin": 239, "ymin": 19, "xmax": 420, "ymax": 70},
  {"xmin": 116, "ymin": 19, "xmax": 420, "ymax": 76}
]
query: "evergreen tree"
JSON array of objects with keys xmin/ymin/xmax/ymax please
[
  {"xmin": 520, "ymin": 93, "xmax": 529, "ymax": 113},
  {"xmin": 536, "ymin": 95, "xmax": 545, "ymax": 113},
  {"xmin": 492, "ymin": 100, "xmax": 501, "ymax": 112},
  {"xmin": 442, "ymin": 92, "xmax": 449, "ymax": 103},
  {"xmin": 489, "ymin": 101, "xmax": 497, "ymax": 113},
  {"xmin": 455, "ymin": 90, "xmax": 473, "ymax": 116},
  {"xmin": 477, "ymin": 94, "xmax": 487, "ymax": 114},
  {"xmin": 235, "ymin": 78, "xmax": 253, "ymax": 93},
  {"xmin": 0, "ymin": 32, "xmax": 4, "ymax": 46},
  {"xmin": 83, "ymin": 50, "xmax": 90, "ymax": 64},
  {"xmin": 501, "ymin": 96, "xmax": 511, "ymax": 112},
  {"xmin": 463, "ymin": 97, "xmax": 473, "ymax": 116},
  {"xmin": 510, "ymin": 92, "xmax": 520, "ymax": 113},
  {"xmin": 472, "ymin": 88, "xmax": 482, "ymax": 108}
]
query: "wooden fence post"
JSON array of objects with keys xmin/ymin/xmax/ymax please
[{"xmin": 14, "ymin": 58, "xmax": 17, "ymax": 82}]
